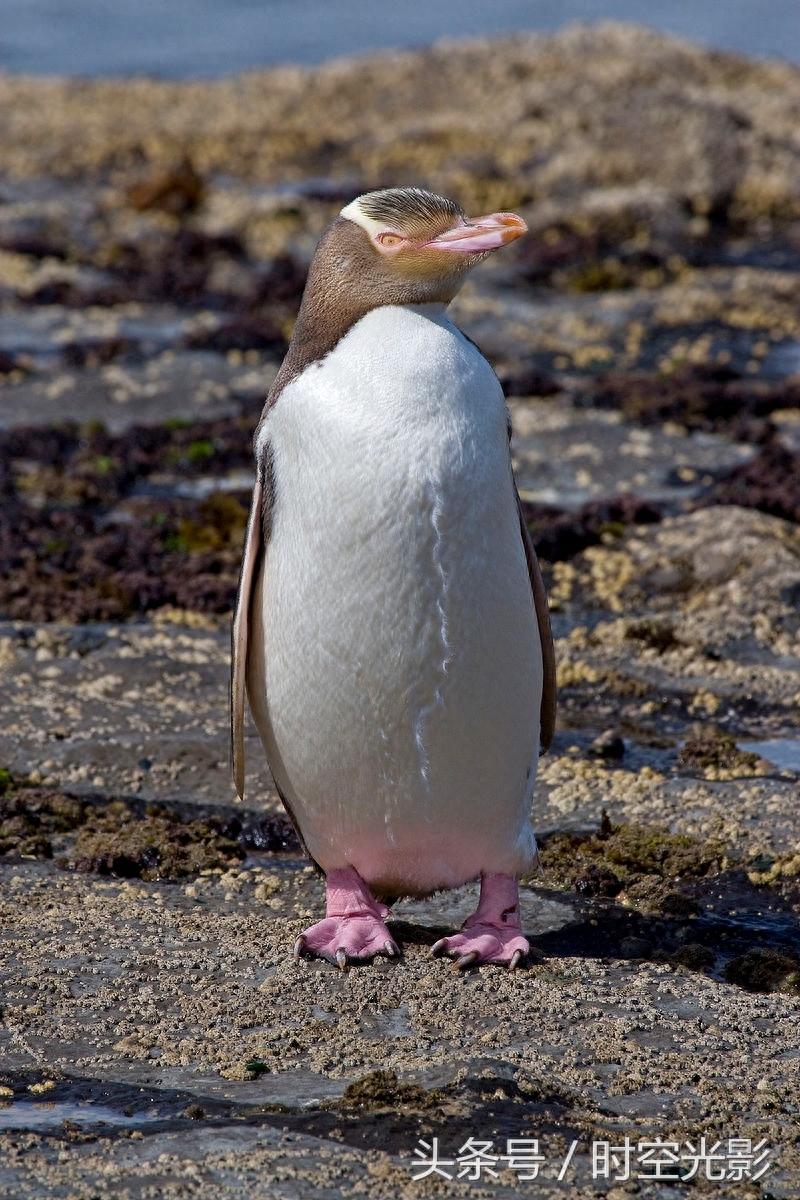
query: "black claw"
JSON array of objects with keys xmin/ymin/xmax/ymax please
[{"xmin": 453, "ymin": 951, "xmax": 479, "ymax": 970}]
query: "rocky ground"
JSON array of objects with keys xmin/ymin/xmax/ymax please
[{"xmin": 0, "ymin": 22, "xmax": 799, "ymax": 1199}]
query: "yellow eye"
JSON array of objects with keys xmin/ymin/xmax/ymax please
[{"xmin": 377, "ymin": 232, "xmax": 403, "ymax": 248}]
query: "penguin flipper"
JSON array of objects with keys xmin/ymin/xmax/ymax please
[
  {"xmin": 231, "ymin": 471, "xmax": 265, "ymax": 800},
  {"xmin": 516, "ymin": 491, "xmax": 557, "ymax": 753}
]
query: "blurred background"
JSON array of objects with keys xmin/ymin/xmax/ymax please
[
  {"xmin": 0, "ymin": 0, "xmax": 798, "ymax": 658},
  {"xmin": 1, "ymin": 0, "xmax": 800, "ymax": 75}
]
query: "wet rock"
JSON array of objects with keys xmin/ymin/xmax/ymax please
[
  {"xmin": 671, "ymin": 943, "xmax": 715, "ymax": 971},
  {"xmin": 723, "ymin": 948, "xmax": 800, "ymax": 993},
  {"xmin": 559, "ymin": 507, "xmax": 800, "ymax": 645},
  {"xmin": 523, "ymin": 494, "xmax": 662, "ymax": 564},
  {"xmin": 678, "ymin": 727, "xmax": 763, "ymax": 775},
  {"xmin": 126, "ymin": 157, "xmax": 206, "ymax": 217},
  {"xmin": 65, "ymin": 628, "xmax": 107, "ymax": 657},
  {"xmin": 573, "ymin": 864, "xmax": 622, "ymax": 897},
  {"xmin": 341, "ymin": 1070, "xmax": 440, "ymax": 1112},
  {"xmin": 620, "ymin": 935, "xmax": 653, "ymax": 959},
  {"xmin": 241, "ymin": 813, "xmax": 299, "ymax": 854},
  {"xmin": 658, "ymin": 892, "xmax": 700, "ymax": 918},
  {"xmin": 588, "ymin": 730, "xmax": 626, "ymax": 760}
]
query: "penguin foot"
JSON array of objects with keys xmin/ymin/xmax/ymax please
[
  {"xmin": 293, "ymin": 866, "xmax": 399, "ymax": 968},
  {"xmin": 431, "ymin": 926, "xmax": 529, "ymax": 969},
  {"xmin": 294, "ymin": 917, "xmax": 398, "ymax": 968},
  {"xmin": 430, "ymin": 872, "xmax": 529, "ymax": 969}
]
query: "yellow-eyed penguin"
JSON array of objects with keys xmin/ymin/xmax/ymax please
[{"xmin": 232, "ymin": 187, "xmax": 556, "ymax": 969}]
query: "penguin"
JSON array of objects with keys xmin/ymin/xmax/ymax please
[{"xmin": 232, "ymin": 187, "xmax": 556, "ymax": 970}]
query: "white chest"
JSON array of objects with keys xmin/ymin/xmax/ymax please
[
  {"xmin": 258, "ymin": 303, "xmax": 509, "ymax": 512},
  {"xmin": 250, "ymin": 303, "xmax": 542, "ymax": 892}
]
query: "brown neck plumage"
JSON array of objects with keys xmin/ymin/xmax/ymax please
[{"xmin": 264, "ymin": 218, "xmax": 468, "ymax": 412}]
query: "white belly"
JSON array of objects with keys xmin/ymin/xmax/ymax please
[{"xmin": 247, "ymin": 304, "xmax": 542, "ymax": 895}]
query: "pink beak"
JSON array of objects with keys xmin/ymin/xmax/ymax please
[{"xmin": 425, "ymin": 211, "xmax": 528, "ymax": 254}]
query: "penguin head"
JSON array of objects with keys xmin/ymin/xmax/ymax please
[
  {"xmin": 315, "ymin": 186, "xmax": 527, "ymax": 307},
  {"xmin": 269, "ymin": 188, "xmax": 527, "ymax": 401}
]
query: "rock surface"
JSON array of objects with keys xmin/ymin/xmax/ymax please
[{"xmin": 0, "ymin": 24, "xmax": 799, "ymax": 1199}]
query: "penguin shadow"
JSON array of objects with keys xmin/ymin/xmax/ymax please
[
  {"xmin": 383, "ymin": 870, "xmax": 800, "ymax": 988},
  {"xmin": 384, "ymin": 918, "xmax": 451, "ymax": 952},
  {"xmin": 520, "ymin": 879, "xmax": 800, "ymax": 993},
  {"xmin": 386, "ymin": 905, "xmax": 697, "ymax": 975},
  {"xmin": 383, "ymin": 917, "xmax": 541, "ymax": 973}
]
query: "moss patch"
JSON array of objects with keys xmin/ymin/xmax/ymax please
[
  {"xmin": 2, "ymin": 404, "xmax": 799, "ymax": 623},
  {"xmin": 723, "ymin": 948, "xmax": 800, "ymax": 994},
  {"xmin": 341, "ymin": 1070, "xmax": 442, "ymax": 1112},
  {"xmin": 703, "ymin": 435, "xmax": 800, "ymax": 524},
  {"xmin": 624, "ymin": 618, "xmax": 679, "ymax": 654},
  {"xmin": 522, "ymin": 494, "xmax": 662, "ymax": 564},
  {"xmin": 63, "ymin": 804, "xmax": 242, "ymax": 881},
  {"xmin": 0, "ymin": 788, "xmax": 86, "ymax": 858},
  {"xmin": 0, "ymin": 777, "xmax": 298, "ymax": 879},
  {"xmin": 672, "ymin": 943, "xmax": 716, "ymax": 971},
  {"xmin": 1, "ymin": 415, "xmax": 256, "ymax": 506},
  {"xmin": 678, "ymin": 727, "xmax": 763, "ymax": 776},
  {"xmin": 538, "ymin": 813, "xmax": 722, "ymax": 910},
  {"xmin": 591, "ymin": 365, "xmax": 800, "ymax": 442}
]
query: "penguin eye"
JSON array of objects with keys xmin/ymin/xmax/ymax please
[{"xmin": 376, "ymin": 232, "xmax": 404, "ymax": 248}]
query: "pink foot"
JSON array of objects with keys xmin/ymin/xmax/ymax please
[
  {"xmin": 294, "ymin": 867, "xmax": 399, "ymax": 969},
  {"xmin": 432, "ymin": 873, "xmax": 529, "ymax": 969}
]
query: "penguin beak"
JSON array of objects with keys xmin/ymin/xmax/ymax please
[{"xmin": 425, "ymin": 212, "xmax": 528, "ymax": 254}]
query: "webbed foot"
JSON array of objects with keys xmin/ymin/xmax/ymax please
[
  {"xmin": 294, "ymin": 867, "xmax": 399, "ymax": 968},
  {"xmin": 431, "ymin": 873, "xmax": 529, "ymax": 969}
]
